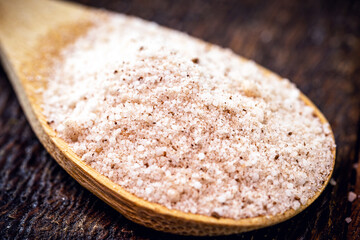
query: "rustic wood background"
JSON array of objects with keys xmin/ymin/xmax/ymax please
[{"xmin": 1, "ymin": 0, "xmax": 359, "ymax": 239}]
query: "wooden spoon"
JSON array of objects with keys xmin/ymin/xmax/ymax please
[{"xmin": 0, "ymin": 0, "xmax": 335, "ymax": 236}]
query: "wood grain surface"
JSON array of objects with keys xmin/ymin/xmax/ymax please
[{"xmin": 0, "ymin": 0, "xmax": 359, "ymax": 239}]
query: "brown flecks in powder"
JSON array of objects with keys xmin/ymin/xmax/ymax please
[
  {"xmin": 211, "ymin": 211, "xmax": 221, "ymax": 219},
  {"xmin": 42, "ymin": 12, "xmax": 335, "ymax": 220},
  {"xmin": 192, "ymin": 58, "xmax": 199, "ymax": 64}
]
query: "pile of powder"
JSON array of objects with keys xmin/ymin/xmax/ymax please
[{"xmin": 42, "ymin": 12, "xmax": 335, "ymax": 219}]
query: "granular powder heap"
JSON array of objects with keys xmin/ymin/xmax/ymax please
[{"xmin": 42, "ymin": 12, "xmax": 335, "ymax": 219}]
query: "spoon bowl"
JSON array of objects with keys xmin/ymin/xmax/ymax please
[{"xmin": 0, "ymin": 0, "xmax": 335, "ymax": 236}]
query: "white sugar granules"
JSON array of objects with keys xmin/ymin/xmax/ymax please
[
  {"xmin": 348, "ymin": 192, "xmax": 357, "ymax": 202},
  {"xmin": 330, "ymin": 178, "xmax": 337, "ymax": 186},
  {"xmin": 42, "ymin": 12, "xmax": 335, "ymax": 220}
]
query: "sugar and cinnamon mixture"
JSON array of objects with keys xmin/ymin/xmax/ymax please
[{"xmin": 42, "ymin": 12, "xmax": 335, "ymax": 219}]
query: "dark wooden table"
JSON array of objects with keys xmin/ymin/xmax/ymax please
[{"xmin": 1, "ymin": 0, "xmax": 359, "ymax": 239}]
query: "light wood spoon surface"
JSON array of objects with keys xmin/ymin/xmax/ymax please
[{"xmin": 0, "ymin": 0, "xmax": 335, "ymax": 236}]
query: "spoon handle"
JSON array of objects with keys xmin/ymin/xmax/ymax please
[{"xmin": 0, "ymin": 0, "xmax": 86, "ymax": 73}]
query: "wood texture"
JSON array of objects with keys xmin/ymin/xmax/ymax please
[{"xmin": 0, "ymin": 0, "xmax": 359, "ymax": 239}]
